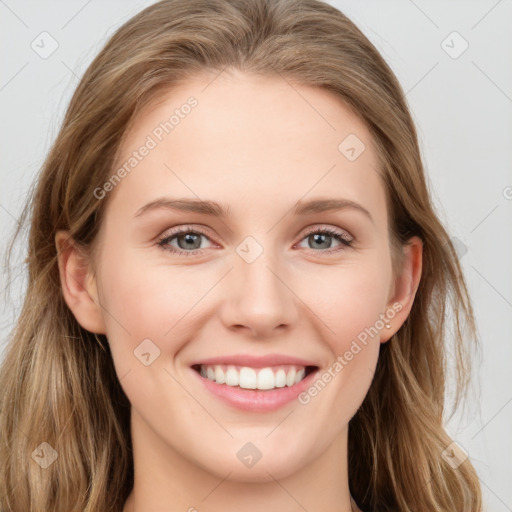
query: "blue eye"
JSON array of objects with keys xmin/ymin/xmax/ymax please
[
  {"xmin": 157, "ymin": 227, "xmax": 212, "ymax": 256},
  {"xmin": 157, "ymin": 226, "xmax": 354, "ymax": 257},
  {"xmin": 297, "ymin": 227, "xmax": 354, "ymax": 253}
]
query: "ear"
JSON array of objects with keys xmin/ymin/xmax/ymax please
[
  {"xmin": 55, "ymin": 230, "xmax": 106, "ymax": 334},
  {"xmin": 381, "ymin": 235, "xmax": 423, "ymax": 343}
]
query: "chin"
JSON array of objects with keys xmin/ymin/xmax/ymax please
[{"xmin": 191, "ymin": 436, "xmax": 317, "ymax": 483}]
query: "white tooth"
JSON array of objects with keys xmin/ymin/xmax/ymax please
[
  {"xmin": 225, "ymin": 366, "xmax": 239, "ymax": 387},
  {"xmin": 239, "ymin": 367, "xmax": 257, "ymax": 389},
  {"xmin": 286, "ymin": 368, "xmax": 296, "ymax": 387},
  {"xmin": 274, "ymin": 369, "xmax": 286, "ymax": 388},
  {"xmin": 215, "ymin": 365, "xmax": 225, "ymax": 384},
  {"xmin": 257, "ymin": 368, "xmax": 275, "ymax": 390},
  {"xmin": 202, "ymin": 364, "xmax": 307, "ymax": 389},
  {"xmin": 294, "ymin": 368, "xmax": 305, "ymax": 384}
]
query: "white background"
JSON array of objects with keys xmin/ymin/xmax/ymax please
[{"xmin": 1, "ymin": 1, "xmax": 511, "ymax": 510}]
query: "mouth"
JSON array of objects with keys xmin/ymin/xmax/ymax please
[
  {"xmin": 191, "ymin": 363, "xmax": 318, "ymax": 391},
  {"xmin": 189, "ymin": 356, "xmax": 320, "ymax": 412}
]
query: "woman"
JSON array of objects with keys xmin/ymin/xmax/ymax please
[{"xmin": 0, "ymin": 0, "xmax": 483, "ymax": 510}]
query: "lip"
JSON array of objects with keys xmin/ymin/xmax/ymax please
[
  {"xmin": 190, "ymin": 361, "xmax": 319, "ymax": 413},
  {"xmin": 190, "ymin": 353, "xmax": 318, "ymax": 368}
]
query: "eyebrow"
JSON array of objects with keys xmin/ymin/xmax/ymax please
[{"xmin": 133, "ymin": 197, "xmax": 373, "ymax": 223}]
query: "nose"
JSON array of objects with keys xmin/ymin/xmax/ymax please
[{"xmin": 219, "ymin": 249, "xmax": 299, "ymax": 339}]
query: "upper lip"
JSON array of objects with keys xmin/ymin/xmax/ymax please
[{"xmin": 191, "ymin": 354, "xmax": 319, "ymax": 368}]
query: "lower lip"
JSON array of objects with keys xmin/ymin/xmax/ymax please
[{"xmin": 191, "ymin": 368, "xmax": 318, "ymax": 412}]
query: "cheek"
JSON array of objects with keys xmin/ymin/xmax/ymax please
[
  {"xmin": 96, "ymin": 253, "xmax": 205, "ymax": 415},
  {"xmin": 98, "ymin": 248, "xmax": 203, "ymax": 335},
  {"xmin": 291, "ymin": 255, "xmax": 392, "ymax": 413},
  {"xmin": 292, "ymin": 281, "xmax": 385, "ymax": 441},
  {"xmin": 94, "ymin": 249, "xmax": 195, "ymax": 375},
  {"xmin": 298, "ymin": 259, "xmax": 392, "ymax": 351}
]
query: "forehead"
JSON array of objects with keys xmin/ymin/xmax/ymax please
[{"xmin": 105, "ymin": 70, "xmax": 385, "ymax": 223}]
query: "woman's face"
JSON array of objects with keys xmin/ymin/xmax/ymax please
[{"xmin": 69, "ymin": 70, "xmax": 420, "ymax": 482}]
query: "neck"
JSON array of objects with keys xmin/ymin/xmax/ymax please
[{"xmin": 123, "ymin": 409, "xmax": 357, "ymax": 512}]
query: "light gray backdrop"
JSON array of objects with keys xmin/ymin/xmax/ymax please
[{"xmin": 1, "ymin": 1, "xmax": 511, "ymax": 510}]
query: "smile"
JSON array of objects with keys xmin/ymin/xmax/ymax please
[
  {"xmin": 190, "ymin": 355, "xmax": 320, "ymax": 412},
  {"xmin": 193, "ymin": 364, "xmax": 317, "ymax": 390}
]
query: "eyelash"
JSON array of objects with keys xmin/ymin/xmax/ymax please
[{"xmin": 157, "ymin": 225, "xmax": 354, "ymax": 257}]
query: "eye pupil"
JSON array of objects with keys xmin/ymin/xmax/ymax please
[
  {"xmin": 310, "ymin": 233, "xmax": 331, "ymax": 249},
  {"xmin": 178, "ymin": 233, "xmax": 202, "ymax": 250}
]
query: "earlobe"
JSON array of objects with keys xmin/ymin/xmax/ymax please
[
  {"xmin": 55, "ymin": 230, "xmax": 106, "ymax": 334},
  {"xmin": 381, "ymin": 236, "xmax": 423, "ymax": 343}
]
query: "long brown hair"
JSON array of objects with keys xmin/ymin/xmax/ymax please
[{"xmin": 0, "ymin": 0, "xmax": 483, "ymax": 510}]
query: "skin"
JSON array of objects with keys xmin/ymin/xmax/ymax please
[{"xmin": 56, "ymin": 69, "xmax": 422, "ymax": 512}]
